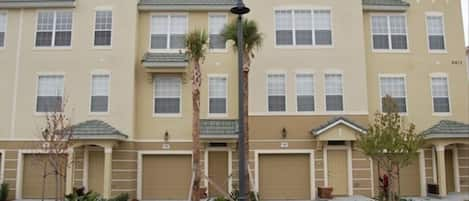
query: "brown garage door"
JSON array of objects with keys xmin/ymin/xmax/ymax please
[
  {"xmin": 399, "ymin": 160, "xmax": 420, "ymax": 196},
  {"xmin": 23, "ymin": 154, "xmax": 66, "ymax": 199},
  {"xmin": 142, "ymin": 155, "xmax": 192, "ymax": 200},
  {"xmin": 259, "ymin": 154, "xmax": 310, "ymax": 200}
]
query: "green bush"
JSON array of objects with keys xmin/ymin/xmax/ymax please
[
  {"xmin": 65, "ymin": 187, "xmax": 129, "ymax": 201},
  {"xmin": 0, "ymin": 183, "xmax": 9, "ymax": 201}
]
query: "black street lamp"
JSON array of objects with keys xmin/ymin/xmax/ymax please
[{"xmin": 231, "ymin": 1, "xmax": 249, "ymax": 201}]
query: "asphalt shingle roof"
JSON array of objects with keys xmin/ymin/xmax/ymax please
[
  {"xmin": 0, "ymin": 0, "xmax": 75, "ymax": 8},
  {"xmin": 423, "ymin": 120, "xmax": 469, "ymax": 139},
  {"xmin": 312, "ymin": 116, "xmax": 367, "ymax": 135},
  {"xmin": 362, "ymin": 0, "xmax": 409, "ymax": 6},
  {"xmin": 71, "ymin": 120, "xmax": 127, "ymax": 140},
  {"xmin": 141, "ymin": 52, "xmax": 188, "ymax": 68},
  {"xmin": 200, "ymin": 119, "xmax": 238, "ymax": 137}
]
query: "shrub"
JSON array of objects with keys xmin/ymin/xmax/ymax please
[{"xmin": 0, "ymin": 183, "xmax": 9, "ymax": 201}]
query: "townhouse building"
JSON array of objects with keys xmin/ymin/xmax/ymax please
[{"xmin": 0, "ymin": 0, "xmax": 467, "ymax": 200}]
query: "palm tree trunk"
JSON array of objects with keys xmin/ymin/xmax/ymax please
[
  {"xmin": 242, "ymin": 54, "xmax": 251, "ymax": 197},
  {"xmin": 191, "ymin": 61, "xmax": 202, "ymax": 201}
]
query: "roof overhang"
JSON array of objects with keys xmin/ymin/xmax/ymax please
[
  {"xmin": 143, "ymin": 62, "xmax": 188, "ymax": 68},
  {"xmin": 138, "ymin": 4, "xmax": 233, "ymax": 11},
  {"xmin": 71, "ymin": 134, "xmax": 128, "ymax": 141},
  {"xmin": 424, "ymin": 133, "xmax": 469, "ymax": 140},
  {"xmin": 313, "ymin": 119, "xmax": 367, "ymax": 136},
  {"xmin": 0, "ymin": 1, "xmax": 75, "ymax": 8},
  {"xmin": 363, "ymin": 5, "xmax": 409, "ymax": 12}
]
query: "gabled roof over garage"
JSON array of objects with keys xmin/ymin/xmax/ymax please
[{"xmin": 0, "ymin": 0, "xmax": 75, "ymax": 8}]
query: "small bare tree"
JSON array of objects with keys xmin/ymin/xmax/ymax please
[{"xmin": 34, "ymin": 102, "xmax": 74, "ymax": 201}]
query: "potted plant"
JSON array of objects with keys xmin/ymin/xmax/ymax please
[{"xmin": 317, "ymin": 186, "xmax": 333, "ymax": 199}]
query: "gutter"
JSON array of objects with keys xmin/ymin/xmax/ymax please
[
  {"xmin": 138, "ymin": 4, "xmax": 233, "ymax": 11},
  {"xmin": 0, "ymin": 1, "xmax": 75, "ymax": 8},
  {"xmin": 362, "ymin": 5, "xmax": 409, "ymax": 12}
]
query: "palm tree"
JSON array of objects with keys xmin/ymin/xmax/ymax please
[
  {"xmin": 222, "ymin": 19, "xmax": 263, "ymax": 193},
  {"xmin": 185, "ymin": 29, "xmax": 208, "ymax": 201}
]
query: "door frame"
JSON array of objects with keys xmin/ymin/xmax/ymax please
[
  {"xmin": 254, "ymin": 149, "xmax": 316, "ymax": 200},
  {"xmin": 204, "ymin": 147, "xmax": 232, "ymax": 195},
  {"xmin": 323, "ymin": 142, "xmax": 353, "ymax": 196},
  {"xmin": 137, "ymin": 150, "xmax": 193, "ymax": 201}
]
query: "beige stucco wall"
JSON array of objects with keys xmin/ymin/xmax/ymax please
[
  {"xmin": 134, "ymin": 12, "xmax": 239, "ymax": 140},
  {"xmin": 0, "ymin": 0, "xmax": 138, "ymax": 140},
  {"xmin": 364, "ymin": 0, "xmax": 469, "ymax": 131},
  {"xmin": 245, "ymin": 0, "xmax": 369, "ymax": 115}
]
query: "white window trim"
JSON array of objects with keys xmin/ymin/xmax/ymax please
[
  {"xmin": 266, "ymin": 72, "xmax": 288, "ymax": 113},
  {"xmin": 89, "ymin": 71, "xmax": 111, "ymax": 115},
  {"xmin": 208, "ymin": 12, "xmax": 228, "ymax": 53},
  {"xmin": 425, "ymin": 12, "xmax": 447, "ymax": 54},
  {"xmin": 0, "ymin": 11, "xmax": 8, "ymax": 49},
  {"xmin": 152, "ymin": 75, "xmax": 183, "ymax": 118},
  {"xmin": 378, "ymin": 74, "xmax": 408, "ymax": 115},
  {"xmin": 33, "ymin": 9, "xmax": 74, "ymax": 49},
  {"xmin": 33, "ymin": 72, "xmax": 66, "ymax": 116},
  {"xmin": 93, "ymin": 7, "xmax": 113, "ymax": 49},
  {"xmin": 294, "ymin": 72, "xmax": 316, "ymax": 113},
  {"xmin": 429, "ymin": 73, "xmax": 452, "ymax": 116},
  {"xmin": 370, "ymin": 13, "xmax": 410, "ymax": 53},
  {"xmin": 324, "ymin": 72, "xmax": 344, "ymax": 113},
  {"xmin": 148, "ymin": 12, "xmax": 189, "ymax": 53},
  {"xmin": 273, "ymin": 7, "xmax": 334, "ymax": 49},
  {"xmin": 207, "ymin": 74, "xmax": 229, "ymax": 118}
]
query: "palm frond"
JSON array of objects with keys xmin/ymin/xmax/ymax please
[
  {"xmin": 221, "ymin": 18, "xmax": 263, "ymax": 53},
  {"xmin": 185, "ymin": 29, "xmax": 208, "ymax": 60}
]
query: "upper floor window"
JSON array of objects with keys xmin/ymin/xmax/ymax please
[
  {"xmin": 154, "ymin": 76, "xmax": 181, "ymax": 115},
  {"xmin": 325, "ymin": 74, "xmax": 343, "ymax": 111},
  {"xmin": 296, "ymin": 74, "xmax": 314, "ymax": 112},
  {"xmin": 208, "ymin": 76, "xmax": 227, "ymax": 114},
  {"xmin": 90, "ymin": 74, "xmax": 110, "ymax": 113},
  {"xmin": 209, "ymin": 14, "xmax": 227, "ymax": 50},
  {"xmin": 35, "ymin": 10, "xmax": 72, "ymax": 47},
  {"xmin": 431, "ymin": 76, "xmax": 450, "ymax": 113},
  {"xmin": 380, "ymin": 76, "xmax": 407, "ymax": 113},
  {"xmin": 36, "ymin": 75, "xmax": 64, "ymax": 113},
  {"xmin": 0, "ymin": 12, "xmax": 6, "ymax": 47},
  {"xmin": 371, "ymin": 15, "xmax": 408, "ymax": 50},
  {"xmin": 267, "ymin": 74, "xmax": 286, "ymax": 112},
  {"xmin": 150, "ymin": 14, "xmax": 187, "ymax": 51},
  {"xmin": 275, "ymin": 9, "xmax": 332, "ymax": 47},
  {"xmin": 426, "ymin": 14, "xmax": 446, "ymax": 51},
  {"xmin": 94, "ymin": 10, "xmax": 112, "ymax": 47}
]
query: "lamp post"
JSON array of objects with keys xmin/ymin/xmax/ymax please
[{"xmin": 230, "ymin": 1, "xmax": 249, "ymax": 201}]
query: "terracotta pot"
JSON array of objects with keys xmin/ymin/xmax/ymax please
[{"xmin": 318, "ymin": 187, "xmax": 333, "ymax": 199}]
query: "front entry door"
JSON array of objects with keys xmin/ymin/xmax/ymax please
[
  {"xmin": 327, "ymin": 150, "xmax": 348, "ymax": 196},
  {"xmin": 445, "ymin": 150, "xmax": 455, "ymax": 193},
  {"xmin": 208, "ymin": 151, "xmax": 229, "ymax": 197}
]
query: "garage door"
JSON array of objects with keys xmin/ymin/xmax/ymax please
[
  {"xmin": 142, "ymin": 155, "xmax": 192, "ymax": 200},
  {"xmin": 399, "ymin": 160, "xmax": 420, "ymax": 196},
  {"xmin": 23, "ymin": 154, "xmax": 66, "ymax": 199},
  {"xmin": 259, "ymin": 154, "xmax": 311, "ymax": 200}
]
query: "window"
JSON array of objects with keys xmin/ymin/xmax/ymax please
[
  {"xmin": 431, "ymin": 77, "xmax": 450, "ymax": 113},
  {"xmin": 94, "ymin": 10, "xmax": 112, "ymax": 46},
  {"xmin": 0, "ymin": 12, "xmax": 6, "ymax": 47},
  {"xmin": 208, "ymin": 76, "xmax": 227, "ymax": 114},
  {"xmin": 380, "ymin": 76, "xmax": 407, "ymax": 113},
  {"xmin": 209, "ymin": 14, "xmax": 227, "ymax": 49},
  {"xmin": 267, "ymin": 74, "xmax": 286, "ymax": 112},
  {"xmin": 275, "ymin": 9, "xmax": 331, "ymax": 46},
  {"xmin": 426, "ymin": 15, "xmax": 445, "ymax": 50},
  {"xmin": 36, "ymin": 75, "xmax": 64, "ymax": 113},
  {"xmin": 371, "ymin": 15, "xmax": 408, "ymax": 50},
  {"xmin": 154, "ymin": 76, "xmax": 181, "ymax": 115},
  {"xmin": 296, "ymin": 74, "xmax": 314, "ymax": 112},
  {"xmin": 35, "ymin": 11, "xmax": 73, "ymax": 47},
  {"xmin": 325, "ymin": 74, "xmax": 343, "ymax": 111},
  {"xmin": 150, "ymin": 14, "xmax": 187, "ymax": 50},
  {"xmin": 90, "ymin": 74, "xmax": 110, "ymax": 113}
]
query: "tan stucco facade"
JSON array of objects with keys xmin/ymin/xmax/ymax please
[{"xmin": 0, "ymin": 0, "xmax": 468, "ymax": 200}]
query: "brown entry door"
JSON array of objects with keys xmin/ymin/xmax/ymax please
[
  {"xmin": 327, "ymin": 150, "xmax": 348, "ymax": 196},
  {"xmin": 208, "ymin": 151, "xmax": 229, "ymax": 197},
  {"xmin": 445, "ymin": 150, "xmax": 455, "ymax": 193}
]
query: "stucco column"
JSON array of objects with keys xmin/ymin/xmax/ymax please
[
  {"xmin": 65, "ymin": 148, "xmax": 74, "ymax": 195},
  {"xmin": 103, "ymin": 146, "xmax": 113, "ymax": 199},
  {"xmin": 436, "ymin": 145, "xmax": 447, "ymax": 197},
  {"xmin": 418, "ymin": 149, "xmax": 426, "ymax": 197}
]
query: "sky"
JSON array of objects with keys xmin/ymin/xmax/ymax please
[{"xmin": 463, "ymin": 0, "xmax": 468, "ymax": 46}]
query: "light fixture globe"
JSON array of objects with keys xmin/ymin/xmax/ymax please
[{"xmin": 230, "ymin": 1, "xmax": 250, "ymax": 15}]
